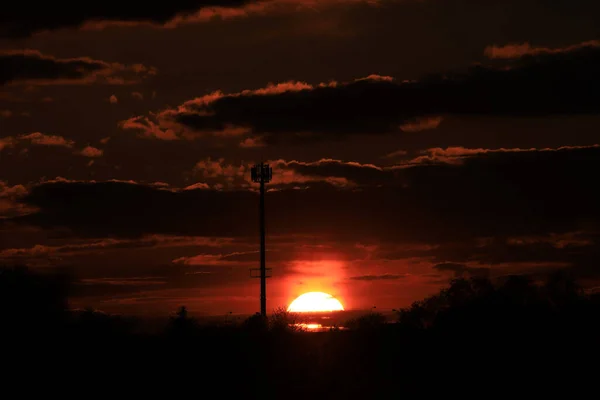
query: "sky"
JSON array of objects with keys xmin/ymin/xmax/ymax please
[{"xmin": 1, "ymin": 0, "xmax": 600, "ymax": 316}]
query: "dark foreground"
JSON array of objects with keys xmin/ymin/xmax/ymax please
[{"xmin": 2, "ymin": 266, "xmax": 599, "ymax": 397}]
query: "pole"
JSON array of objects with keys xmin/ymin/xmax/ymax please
[
  {"xmin": 251, "ymin": 162, "xmax": 271, "ymax": 318},
  {"xmin": 259, "ymin": 174, "xmax": 267, "ymax": 318}
]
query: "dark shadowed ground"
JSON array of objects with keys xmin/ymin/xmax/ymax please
[{"xmin": 2, "ymin": 265, "xmax": 598, "ymax": 397}]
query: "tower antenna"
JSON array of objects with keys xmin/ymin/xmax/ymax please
[{"xmin": 250, "ymin": 162, "xmax": 273, "ymax": 317}]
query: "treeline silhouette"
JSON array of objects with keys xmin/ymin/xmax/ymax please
[{"xmin": 1, "ymin": 265, "xmax": 598, "ymax": 397}]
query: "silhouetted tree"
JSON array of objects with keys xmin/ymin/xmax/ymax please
[
  {"xmin": 68, "ymin": 307, "xmax": 134, "ymax": 339},
  {"xmin": 346, "ymin": 311, "xmax": 386, "ymax": 331},
  {"xmin": 166, "ymin": 306, "xmax": 198, "ymax": 337},
  {"xmin": 268, "ymin": 306, "xmax": 305, "ymax": 333},
  {"xmin": 543, "ymin": 269, "xmax": 583, "ymax": 308},
  {"xmin": 241, "ymin": 312, "xmax": 268, "ymax": 333},
  {"xmin": 497, "ymin": 274, "xmax": 539, "ymax": 306}
]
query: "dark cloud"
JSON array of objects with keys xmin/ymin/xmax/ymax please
[
  {"xmin": 3, "ymin": 0, "xmax": 598, "ymax": 41},
  {"xmin": 0, "ymin": 50, "xmax": 155, "ymax": 86},
  {"xmin": 0, "ymin": 235, "xmax": 234, "ymax": 260},
  {"xmin": 12, "ymin": 180, "xmax": 257, "ymax": 238},
  {"xmin": 0, "ymin": 1, "xmax": 255, "ymax": 38},
  {"xmin": 433, "ymin": 234, "xmax": 600, "ymax": 279},
  {"xmin": 144, "ymin": 41, "xmax": 600, "ymax": 143},
  {"xmin": 8, "ymin": 145, "xmax": 600, "ymax": 244},
  {"xmin": 1, "ymin": 1, "xmax": 389, "ymax": 39},
  {"xmin": 69, "ymin": 262, "xmax": 249, "ymax": 299},
  {"xmin": 432, "ymin": 263, "xmax": 490, "ymax": 278}
]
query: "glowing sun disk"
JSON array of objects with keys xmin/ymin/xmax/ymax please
[{"xmin": 287, "ymin": 292, "xmax": 344, "ymax": 313}]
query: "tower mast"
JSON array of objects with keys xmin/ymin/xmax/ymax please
[{"xmin": 251, "ymin": 162, "xmax": 272, "ymax": 317}]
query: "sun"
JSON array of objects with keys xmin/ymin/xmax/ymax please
[{"xmin": 287, "ymin": 292, "xmax": 344, "ymax": 313}]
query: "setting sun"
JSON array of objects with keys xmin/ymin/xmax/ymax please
[{"xmin": 287, "ymin": 292, "xmax": 345, "ymax": 313}]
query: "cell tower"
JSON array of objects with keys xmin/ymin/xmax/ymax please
[{"xmin": 250, "ymin": 162, "xmax": 273, "ymax": 317}]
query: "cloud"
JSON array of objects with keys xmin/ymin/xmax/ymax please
[
  {"xmin": 1, "ymin": 133, "xmax": 78, "ymax": 153},
  {"xmin": 0, "ymin": 181, "xmax": 35, "ymax": 218},
  {"xmin": 129, "ymin": 42, "xmax": 600, "ymax": 143},
  {"xmin": 172, "ymin": 250, "xmax": 258, "ymax": 266},
  {"xmin": 194, "ymin": 157, "xmax": 247, "ymax": 180},
  {"xmin": 7, "ymin": 144, "xmax": 600, "ymax": 244},
  {"xmin": 78, "ymin": 146, "xmax": 104, "ymax": 158},
  {"xmin": 189, "ymin": 157, "xmax": 388, "ymax": 189},
  {"xmin": 0, "ymin": 235, "xmax": 233, "ymax": 260},
  {"xmin": 78, "ymin": 277, "xmax": 167, "ymax": 287},
  {"xmin": 120, "ymin": 81, "xmax": 318, "ymax": 141},
  {"xmin": 506, "ymin": 232, "xmax": 593, "ymax": 249},
  {"xmin": 0, "ymin": 137, "xmax": 17, "ymax": 151},
  {"xmin": 268, "ymin": 158, "xmax": 387, "ymax": 188},
  {"xmin": 0, "ymin": 1, "xmax": 377, "ymax": 38},
  {"xmin": 19, "ymin": 132, "xmax": 75, "ymax": 148},
  {"xmin": 184, "ymin": 182, "xmax": 211, "ymax": 190},
  {"xmin": 484, "ymin": 40, "xmax": 600, "ymax": 59},
  {"xmin": 0, "ymin": 181, "xmax": 28, "ymax": 200},
  {"xmin": 432, "ymin": 263, "xmax": 490, "ymax": 278},
  {"xmin": 407, "ymin": 145, "xmax": 600, "ymax": 165},
  {"xmin": 119, "ymin": 116, "xmax": 179, "ymax": 141},
  {"xmin": 399, "ymin": 116, "xmax": 443, "ymax": 133},
  {"xmin": 383, "ymin": 149, "xmax": 408, "ymax": 159},
  {"xmin": 239, "ymin": 137, "xmax": 266, "ymax": 148},
  {"xmin": 0, "ymin": 49, "xmax": 156, "ymax": 86},
  {"xmin": 0, "ymin": 1, "xmax": 256, "ymax": 38}
]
